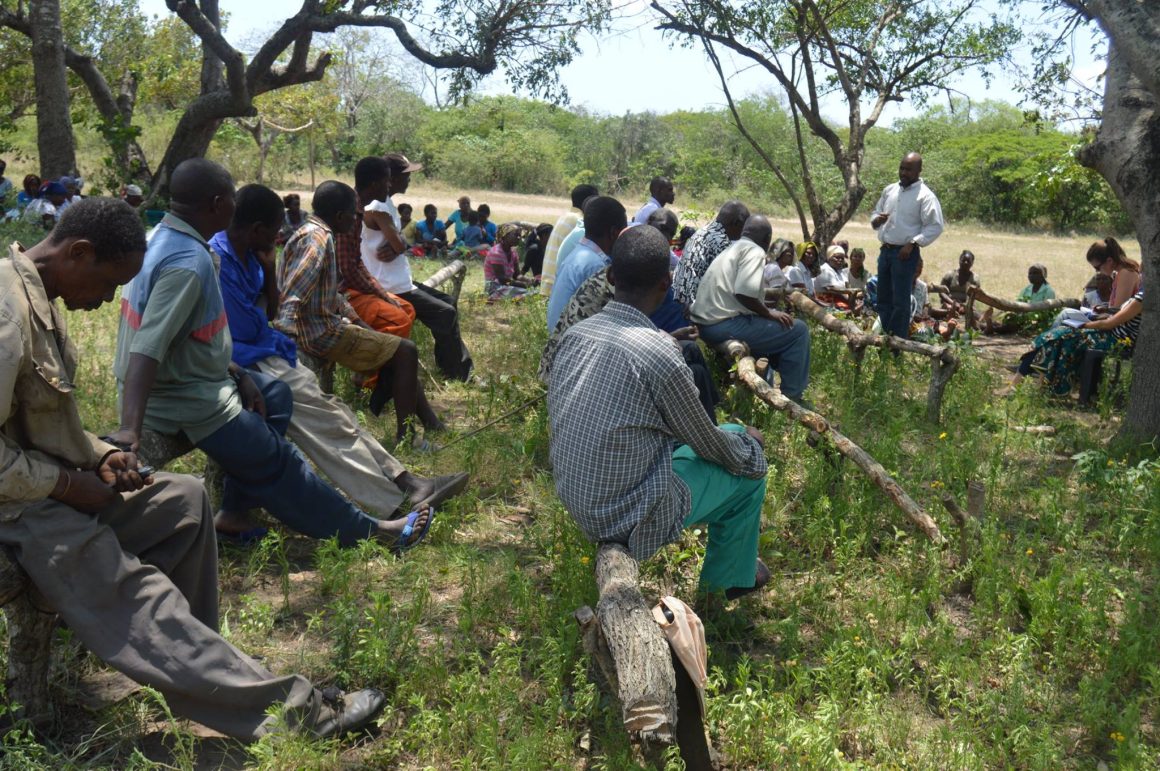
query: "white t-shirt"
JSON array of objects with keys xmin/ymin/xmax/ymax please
[
  {"xmin": 817, "ymin": 262, "xmax": 846, "ymax": 291},
  {"xmin": 785, "ymin": 263, "xmax": 815, "ymax": 297},
  {"xmin": 762, "ymin": 263, "xmax": 788, "ymax": 291},
  {"xmin": 689, "ymin": 238, "xmax": 766, "ymax": 325},
  {"xmin": 360, "ymin": 197, "xmax": 414, "ymax": 294},
  {"xmin": 22, "ymin": 199, "xmax": 57, "ymax": 224}
]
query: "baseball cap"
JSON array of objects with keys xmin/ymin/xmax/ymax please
[{"xmin": 384, "ymin": 153, "xmax": 423, "ymax": 175}]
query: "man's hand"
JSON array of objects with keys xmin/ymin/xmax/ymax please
[
  {"xmin": 255, "ymin": 244, "xmax": 277, "ymax": 272},
  {"xmin": 52, "ymin": 469, "xmax": 119, "ymax": 514},
  {"xmin": 236, "ymin": 372, "xmax": 267, "ymax": 418},
  {"xmin": 871, "ymin": 213, "xmax": 889, "ymax": 229},
  {"xmin": 899, "ymin": 242, "xmax": 915, "ymax": 261},
  {"xmin": 745, "ymin": 426, "xmax": 765, "ymax": 448},
  {"xmin": 104, "ymin": 429, "xmax": 140, "ymax": 453},
  {"xmin": 671, "ymin": 325, "xmax": 699, "ymax": 342},
  {"xmin": 99, "ymin": 451, "xmax": 153, "ymax": 493},
  {"xmin": 376, "ymin": 242, "xmax": 403, "ymax": 263},
  {"xmin": 767, "ymin": 309, "xmax": 794, "ymax": 328}
]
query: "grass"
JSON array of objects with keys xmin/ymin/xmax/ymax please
[{"xmin": 1, "ymin": 218, "xmax": 1158, "ymax": 769}]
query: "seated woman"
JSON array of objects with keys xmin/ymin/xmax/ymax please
[
  {"xmin": 519, "ymin": 223, "xmax": 552, "ymax": 281},
  {"xmin": 484, "ymin": 224, "xmax": 535, "ymax": 301},
  {"xmin": 1010, "ymin": 289, "xmax": 1144, "ymax": 396},
  {"xmin": 984, "ymin": 263, "xmax": 1055, "ymax": 334},
  {"xmin": 1087, "ymin": 236, "xmax": 1141, "ymax": 309},
  {"xmin": 415, "ymin": 204, "xmax": 448, "ymax": 255},
  {"xmin": 786, "ymin": 241, "xmax": 820, "ymax": 297},
  {"xmin": 817, "ymin": 245, "xmax": 857, "ymax": 310},
  {"xmin": 763, "ymin": 238, "xmax": 795, "ymax": 295},
  {"xmin": 398, "ymin": 203, "xmax": 420, "ymax": 247}
]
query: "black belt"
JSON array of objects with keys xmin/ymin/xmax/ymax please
[{"xmin": 882, "ymin": 242, "xmax": 916, "ymax": 249}]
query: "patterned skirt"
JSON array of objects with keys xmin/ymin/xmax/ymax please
[{"xmin": 1030, "ymin": 326, "xmax": 1116, "ymax": 395}]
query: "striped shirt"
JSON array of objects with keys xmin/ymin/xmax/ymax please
[
  {"xmin": 541, "ymin": 209, "xmax": 580, "ymax": 297},
  {"xmin": 548, "ymin": 302, "xmax": 766, "ymax": 559},
  {"xmin": 274, "ymin": 215, "xmax": 362, "ymax": 359}
]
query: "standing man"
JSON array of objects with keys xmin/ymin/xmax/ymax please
[
  {"xmin": 632, "ymin": 176, "xmax": 675, "ymax": 226},
  {"xmin": 541, "ymin": 183, "xmax": 598, "ymax": 297},
  {"xmin": 548, "ymin": 226, "xmax": 769, "ymax": 598},
  {"xmin": 347, "ymin": 154, "xmax": 473, "ymax": 382},
  {"xmin": 870, "ymin": 152, "xmax": 944, "ymax": 339},
  {"xmin": 6, "ymin": 197, "xmax": 385, "ymax": 740},
  {"xmin": 545, "ymin": 196, "xmax": 627, "ymax": 332},
  {"xmin": 672, "ymin": 200, "xmax": 750, "ymax": 309}
]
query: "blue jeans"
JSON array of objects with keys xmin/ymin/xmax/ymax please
[
  {"xmin": 699, "ymin": 315, "xmax": 811, "ymax": 400},
  {"xmin": 877, "ymin": 244, "xmax": 920, "ymax": 338},
  {"xmin": 195, "ymin": 370, "xmax": 380, "ymax": 546}
]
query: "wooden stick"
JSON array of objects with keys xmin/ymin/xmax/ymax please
[
  {"xmin": 967, "ymin": 286, "xmax": 1080, "ymax": 314},
  {"xmin": 1011, "ymin": 425, "xmax": 1056, "ymax": 435},
  {"xmin": 420, "ymin": 260, "xmax": 467, "ymax": 294},
  {"xmin": 733, "ymin": 354, "xmax": 945, "ymax": 544},
  {"xmin": 786, "ymin": 291, "xmax": 956, "ymax": 362}
]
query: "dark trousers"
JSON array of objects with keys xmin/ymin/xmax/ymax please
[
  {"xmin": 877, "ymin": 244, "xmax": 920, "ymax": 339},
  {"xmin": 196, "ymin": 370, "xmax": 380, "ymax": 546},
  {"xmin": 680, "ymin": 340, "xmax": 720, "ymax": 422},
  {"xmin": 398, "ymin": 283, "xmax": 473, "ymax": 381}
]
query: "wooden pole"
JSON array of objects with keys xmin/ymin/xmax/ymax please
[
  {"xmin": 731, "ymin": 353, "xmax": 945, "ymax": 544},
  {"xmin": 967, "ymin": 286, "xmax": 1080, "ymax": 314}
]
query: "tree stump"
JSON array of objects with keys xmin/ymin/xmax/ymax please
[{"xmin": 0, "ymin": 546, "xmax": 56, "ymax": 727}]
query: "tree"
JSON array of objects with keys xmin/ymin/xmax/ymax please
[
  {"xmin": 28, "ymin": 0, "xmax": 75, "ymax": 177},
  {"xmin": 1054, "ymin": 1, "xmax": 1160, "ymax": 444},
  {"xmin": 651, "ymin": 0, "xmax": 1018, "ymax": 245},
  {"xmin": 1, "ymin": 0, "xmax": 611, "ymax": 197}
]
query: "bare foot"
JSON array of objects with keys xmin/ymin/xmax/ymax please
[
  {"xmin": 214, "ymin": 509, "xmax": 265, "ymax": 535},
  {"xmin": 375, "ymin": 503, "xmax": 432, "ymax": 549}
]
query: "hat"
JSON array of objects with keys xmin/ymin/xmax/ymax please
[
  {"xmin": 58, "ymin": 175, "xmax": 75, "ymax": 187},
  {"xmin": 826, "ymin": 245, "xmax": 846, "ymax": 259},
  {"xmin": 124, "ymin": 184, "xmax": 143, "ymax": 197},
  {"xmin": 384, "ymin": 153, "xmax": 423, "ymax": 175},
  {"xmin": 44, "ymin": 181, "xmax": 68, "ymax": 196}
]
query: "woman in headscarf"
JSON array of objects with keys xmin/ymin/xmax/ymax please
[
  {"xmin": 984, "ymin": 263, "xmax": 1057, "ymax": 334},
  {"xmin": 762, "ymin": 238, "xmax": 795, "ymax": 293},
  {"xmin": 786, "ymin": 241, "xmax": 820, "ymax": 297},
  {"xmin": 483, "ymin": 223, "xmax": 535, "ymax": 301}
]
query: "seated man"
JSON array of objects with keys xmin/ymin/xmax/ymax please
[
  {"xmin": 4, "ymin": 197, "xmax": 384, "ymax": 740},
  {"xmin": 415, "ymin": 203, "xmax": 447, "ymax": 254},
  {"xmin": 212, "ymin": 184, "xmax": 468, "ymax": 515},
  {"xmin": 645, "ymin": 207, "xmax": 681, "ymax": 271},
  {"xmin": 692, "ymin": 216, "xmax": 811, "ymax": 403},
  {"xmin": 542, "ymin": 184, "xmax": 599, "ymax": 296},
  {"xmin": 672, "ymin": 200, "xmax": 750, "ymax": 309},
  {"xmin": 547, "ymin": 226, "xmax": 769, "ymax": 598},
  {"xmin": 277, "ymin": 181, "xmax": 447, "ymax": 450},
  {"xmin": 545, "ymin": 196, "xmax": 627, "ymax": 332},
  {"xmin": 940, "ymin": 249, "xmax": 981, "ymax": 312},
  {"xmin": 112, "ymin": 159, "xmax": 430, "ymax": 548}
]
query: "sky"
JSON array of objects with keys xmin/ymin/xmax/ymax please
[{"xmin": 137, "ymin": 0, "xmax": 1105, "ymax": 126}]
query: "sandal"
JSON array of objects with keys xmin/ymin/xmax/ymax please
[{"xmin": 393, "ymin": 508, "xmax": 434, "ymax": 554}]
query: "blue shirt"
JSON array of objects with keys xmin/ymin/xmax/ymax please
[
  {"xmin": 461, "ymin": 225, "xmax": 484, "ymax": 247},
  {"xmin": 556, "ymin": 224, "xmax": 585, "ymax": 272},
  {"xmin": 547, "ymin": 238, "xmax": 608, "ymax": 331},
  {"xmin": 416, "ymin": 218, "xmax": 445, "ymax": 241},
  {"xmin": 446, "ymin": 210, "xmax": 468, "ymax": 240},
  {"xmin": 649, "ymin": 289, "xmax": 687, "ymax": 333},
  {"xmin": 209, "ymin": 231, "xmax": 298, "ymax": 368},
  {"xmin": 480, "ymin": 221, "xmax": 497, "ymax": 245}
]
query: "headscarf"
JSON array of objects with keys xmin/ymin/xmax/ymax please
[
  {"xmin": 1031, "ymin": 262, "xmax": 1047, "ymax": 279},
  {"xmin": 796, "ymin": 241, "xmax": 818, "ymax": 260},
  {"xmin": 770, "ymin": 238, "xmax": 794, "ymax": 262},
  {"xmin": 497, "ymin": 222, "xmax": 520, "ymax": 245},
  {"xmin": 826, "ymin": 245, "xmax": 846, "ymax": 260}
]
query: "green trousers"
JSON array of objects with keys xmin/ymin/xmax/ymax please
[{"xmin": 673, "ymin": 424, "xmax": 767, "ymax": 592}]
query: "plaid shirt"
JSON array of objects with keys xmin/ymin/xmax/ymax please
[
  {"xmin": 334, "ymin": 208, "xmax": 385, "ymax": 298},
  {"xmin": 274, "ymin": 215, "xmax": 362, "ymax": 358},
  {"xmin": 548, "ymin": 302, "xmax": 766, "ymax": 559},
  {"xmin": 672, "ymin": 220, "xmax": 732, "ymax": 307}
]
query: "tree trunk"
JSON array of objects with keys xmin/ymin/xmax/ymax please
[
  {"xmin": 1078, "ymin": 44, "xmax": 1160, "ymax": 446},
  {"xmin": 29, "ymin": 0, "xmax": 76, "ymax": 178}
]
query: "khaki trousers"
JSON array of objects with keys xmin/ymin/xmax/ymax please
[
  {"xmin": 0, "ymin": 474, "xmax": 324, "ymax": 740},
  {"xmin": 253, "ymin": 355, "xmax": 407, "ymax": 517}
]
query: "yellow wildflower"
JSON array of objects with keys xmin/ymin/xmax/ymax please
[
  {"xmin": 1026, "ymin": 548, "xmax": 1034, "ymax": 556},
  {"xmin": 580, "ymin": 556, "xmax": 590, "ymax": 565},
  {"xmin": 939, "ymin": 432, "xmax": 948, "ymax": 440}
]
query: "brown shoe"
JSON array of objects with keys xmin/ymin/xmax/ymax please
[
  {"xmin": 724, "ymin": 558, "xmax": 771, "ymax": 601},
  {"xmin": 309, "ymin": 687, "xmax": 386, "ymax": 739}
]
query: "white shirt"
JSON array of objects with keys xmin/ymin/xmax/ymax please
[
  {"xmin": 912, "ymin": 279, "xmax": 929, "ymax": 318},
  {"xmin": 360, "ymin": 197, "xmax": 414, "ymax": 294},
  {"xmin": 632, "ymin": 197, "xmax": 663, "ymax": 226},
  {"xmin": 785, "ymin": 263, "xmax": 815, "ymax": 297},
  {"xmin": 22, "ymin": 198, "xmax": 57, "ymax": 224},
  {"xmin": 843, "ymin": 267, "xmax": 869, "ymax": 291},
  {"xmin": 689, "ymin": 238, "xmax": 766, "ymax": 325},
  {"xmin": 762, "ymin": 263, "xmax": 788, "ymax": 291},
  {"xmin": 817, "ymin": 262, "xmax": 846, "ymax": 292},
  {"xmin": 871, "ymin": 179, "xmax": 944, "ymax": 247}
]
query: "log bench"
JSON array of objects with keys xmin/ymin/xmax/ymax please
[
  {"xmin": 964, "ymin": 286, "xmax": 1080, "ymax": 332},
  {"xmin": 574, "ymin": 544, "xmax": 715, "ymax": 769}
]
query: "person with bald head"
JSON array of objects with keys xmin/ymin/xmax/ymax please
[
  {"xmin": 692, "ymin": 215, "xmax": 812, "ymax": 403},
  {"xmin": 672, "ymin": 199, "xmax": 750, "ymax": 308},
  {"xmin": 548, "ymin": 225, "xmax": 770, "ymax": 600},
  {"xmin": 870, "ymin": 152, "xmax": 944, "ymax": 339}
]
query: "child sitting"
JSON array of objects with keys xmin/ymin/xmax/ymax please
[{"xmin": 460, "ymin": 211, "xmax": 485, "ymax": 248}]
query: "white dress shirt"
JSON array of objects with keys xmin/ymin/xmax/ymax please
[{"xmin": 871, "ymin": 179, "xmax": 944, "ymax": 247}]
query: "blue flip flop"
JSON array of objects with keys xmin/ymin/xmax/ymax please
[{"xmin": 394, "ymin": 509, "xmax": 434, "ymax": 554}]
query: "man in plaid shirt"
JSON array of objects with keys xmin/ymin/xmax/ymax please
[
  {"xmin": 547, "ymin": 225, "xmax": 771, "ymax": 598},
  {"xmin": 275, "ymin": 181, "xmax": 446, "ymax": 450}
]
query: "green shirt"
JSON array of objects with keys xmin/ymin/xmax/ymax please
[
  {"xmin": 115, "ymin": 214, "xmax": 242, "ymax": 442},
  {"xmin": 1016, "ymin": 283, "xmax": 1055, "ymax": 303}
]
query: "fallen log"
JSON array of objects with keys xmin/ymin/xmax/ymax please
[
  {"xmin": 574, "ymin": 544, "xmax": 683, "ymax": 765},
  {"xmin": 419, "ymin": 259, "xmax": 467, "ymax": 305},
  {"xmin": 964, "ymin": 286, "xmax": 1079, "ymax": 331},
  {"xmin": 785, "ymin": 291, "xmax": 959, "ymax": 423},
  {"xmin": 731, "ymin": 352, "xmax": 944, "ymax": 544},
  {"xmin": 1011, "ymin": 425, "xmax": 1057, "ymax": 435}
]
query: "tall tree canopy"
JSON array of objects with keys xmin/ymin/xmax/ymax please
[{"xmin": 651, "ymin": 0, "xmax": 1019, "ymax": 245}]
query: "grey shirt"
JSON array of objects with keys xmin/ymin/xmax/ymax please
[{"xmin": 548, "ymin": 302, "xmax": 766, "ymax": 559}]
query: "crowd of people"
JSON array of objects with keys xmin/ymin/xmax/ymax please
[{"xmin": 0, "ymin": 148, "xmax": 1147, "ymax": 747}]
